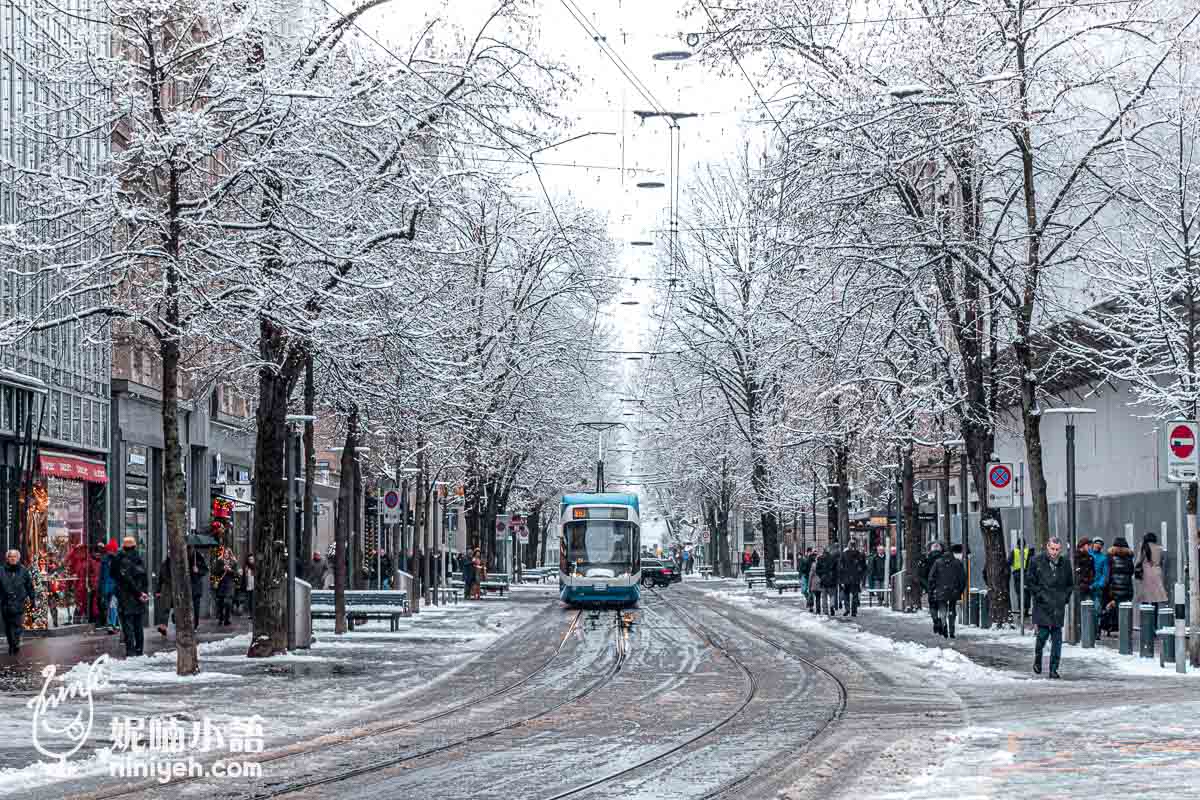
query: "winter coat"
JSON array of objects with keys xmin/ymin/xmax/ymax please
[
  {"xmin": 797, "ymin": 555, "xmax": 812, "ymax": 579},
  {"xmin": 1074, "ymin": 550, "xmax": 1094, "ymax": 596},
  {"xmin": 1135, "ymin": 542, "xmax": 1169, "ymax": 604},
  {"xmin": 99, "ymin": 554, "xmax": 118, "ymax": 596},
  {"xmin": 188, "ymin": 549, "xmax": 209, "ymax": 587},
  {"xmin": 816, "ymin": 552, "xmax": 839, "ymax": 589},
  {"xmin": 928, "ymin": 553, "xmax": 967, "ymax": 605},
  {"xmin": 751, "ymin": 551, "xmax": 761, "ymax": 567},
  {"xmin": 919, "ymin": 551, "xmax": 941, "ymax": 591},
  {"xmin": 463, "ymin": 556, "xmax": 477, "ymax": 584},
  {"xmin": 305, "ymin": 559, "xmax": 326, "ymax": 586},
  {"xmin": 808, "ymin": 558, "xmax": 821, "ymax": 590},
  {"xmin": 215, "ymin": 559, "xmax": 237, "ymax": 598},
  {"xmin": 1108, "ymin": 545, "xmax": 1135, "ymax": 603},
  {"xmin": 0, "ymin": 562, "xmax": 36, "ymax": 616},
  {"xmin": 1090, "ymin": 551, "xmax": 1110, "ymax": 592},
  {"xmin": 111, "ymin": 549, "xmax": 149, "ymax": 614},
  {"xmin": 1028, "ymin": 552, "xmax": 1073, "ymax": 628},
  {"xmin": 837, "ymin": 548, "xmax": 867, "ymax": 587},
  {"xmin": 867, "ymin": 554, "xmax": 886, "ymax": 582}
]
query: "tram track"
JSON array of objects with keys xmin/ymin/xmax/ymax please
[
  {"xmin": 247, "ymin": 608, "xmax": 632, "ymax": 799},
  {"xmin": 70, "ymin": 607, "xmax": 588, "ymax": 800}
]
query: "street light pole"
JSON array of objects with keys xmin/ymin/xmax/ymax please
[{"xmin": 1044, "ymin": 407, "xmax": 1096, "ymax": 644}]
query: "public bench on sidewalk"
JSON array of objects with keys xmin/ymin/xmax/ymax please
[
  {"xmin": 773, "ymin": 571, "xmax": 802, "ymax": 594},
  {"xmin": 744, "ymin": 567, "xmax": 767, "ymax": 589},
  {"xmin": 450, "ymin": 572, "xmax": 511, "ymax": 596},
  {"xmin": 698, "ymin": 566, "xmax": 713, "ymax": 579},
  {"xmin": 310, "ymin": 590, "xmax": 408, "ymax": 631}
]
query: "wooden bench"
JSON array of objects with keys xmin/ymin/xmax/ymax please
[
  {"xmin": 773, "ymin": 571, "xmax": 802, "ymax": 594},
  {"xmin": 310, "ymin": 590, "xmax": 408, "ymax": 631},
  {"xmin": 744, "ymin": 567, "xmax": 768, "ymax": 589}
]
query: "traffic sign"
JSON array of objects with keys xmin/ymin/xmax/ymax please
[
  {"xmin": 1166, "ymin": 420, "xmax": 1198, "ymax": 483},
  {"xmin": 382, "ymin": 489, "xmax": 402, "ymax": 523},
  {"xmin": 987, "ymin": 462, "xmax": 1014, "ymax": 507}
]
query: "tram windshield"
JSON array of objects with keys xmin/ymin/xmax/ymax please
[{"xmin": 565, "ymin": 520, "xmax": 638, "ymax": 575}]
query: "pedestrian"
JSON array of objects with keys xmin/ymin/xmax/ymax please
[
  {"xmin": 838, "ymin": 540, "xmax": 867, "ymax": 617},
  {"xmin": 214, "ymin": 553, "xmax": 236, "ymax": 626},
  {"xmin": 929, "ymin": 544, "xmax": 967, "ymax": 638},
  {"xmin": 1089, "ymin": 537, "xmax": 1108, "ymax": 637},
  {"xmin": 154, "ymin": 555, "xmax": 173, "ymax": 637},
  {"xmin": 807, "ymin": 548, "xmax": 822, "ymax": 612},
  {"xmin": 471, "ymin": 548, "xmax": 484, "ymax": 600},
  {"xmin": 0, "ymin": 550, "xmax": 36, "ymax": 655},
  {"xmin": 380, "ymin": 551, "xmax": 392, "ymax": 589},
  {"xmin": 889, "ymin": 545, "xmax": 902, "ymax": 573},
  {"xmin": 751, "ymin": 549, "xmax": 761, "ymax": 568},
  {"xmin": 797, "ymin": 549, "xmax": 813, "ymax": 599},
  {"xmin": 242, "ymin": 554, "xmax": 256, "ymax": 618},
  {"xmin": 1074, "ymin": 537, "xmax": 1094, "ymax": 603},
  {"xmin": 920, "ymin": 542, "xmax": 943, "ymax": 632},
  {"xmin": 100, "ymin": 540, "xmax": 120, "ymax": 634},
  {"xmin": 111, "ymin": 537, "xmax": 149, "ymax": 657},
  {"xmin": 867, "ymin": 544, "xmax": 886, "ymax": 596},
  {"xmin": 1103, "ymin": 536, "xmax": 1135, "ymax": 636},
  {"xmin": 1010, "ymin": 538, "xmax": 1035, "ymax": 617},
  {"xmin": 741, "ymin": 550, "xmax": 752, "ymax": 575},
  {"xmin": 1028, "ymin": 537, "xmax": 1073, "ymax": 678},
  {"xmin": 817, "ymin": 546, "xmax": 839, "ymax": 617},
  {"xmin": 188, "ymin": 546, "xmax": 208, "ymax": 625},
  {"xmin": 462, "ymin": 547, "xmax": 477, "ymax": 599},
  {"xmin": 1134, "ymin": 531, "xmax": 1169, "ymax": 615}
]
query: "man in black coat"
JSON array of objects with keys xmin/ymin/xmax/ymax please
[
  {"xmin": 919, "ymin": 542, "xmax": 943, "ymax": 631},
  {"xmin": 0, "ymin": 550, "xmax": 36, "ymax": 655},
  {"xmin": 188, "ymin": 546, "xmax": 208, "ymax": 624},
  {"xmin": 929, "ymin": 544, "xmax": 968, "ymax": 638},
  {"xmin": 838, "ymin": 541, "xmax": 867, "ymax": 617},
  {"xmin": 816, "ymin": 547, "xmax": 840, "ymax": 617},
  {"xmin": 111, "ymin": 537, "xmax": 150, "ymax": 657},
  {"xmin": 1028, "ymin": 537, "xmax": 1074, "ymax": 678}
]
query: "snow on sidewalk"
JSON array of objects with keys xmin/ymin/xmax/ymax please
[{"xmin": 0, "ymin": 598, "xmax": 541, "ymax": 796}]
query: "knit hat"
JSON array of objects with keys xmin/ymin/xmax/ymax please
[
  {"xmin": 1092, "ymin": 537, "xmax": 1104, "ymax": 546},
  {"xmin": 105, "ymin": 539, "xmax": 119, "ymax": 554}
]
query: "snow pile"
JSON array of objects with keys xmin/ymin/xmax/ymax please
[{"xmin": 0, "ymin": 748, "xmax": 120, "ymax": 797}]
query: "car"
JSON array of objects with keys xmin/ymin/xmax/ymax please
[{"xmin": 640, "ymin": 559, "xmax": 676, "ymax": 587}]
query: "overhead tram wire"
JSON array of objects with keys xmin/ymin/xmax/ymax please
[{"xmin": 696, "ymin": 0, "xmax": 781, "ymax": 134}]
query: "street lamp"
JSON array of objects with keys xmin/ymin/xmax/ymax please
[
  {"xmin": 283, "ymin": 414, "xmax": 317, "ymax": 649},
  {"xmin": 942, "ymin": 438, "xmax": 969, "ymax": 624},
  {"xmin": 1043, "ymin": 407, "xmax": 1096, "ymax": 643},
  {"xmin": 576, "ymin": 421, "xmax": 624, "ymax": 492}
]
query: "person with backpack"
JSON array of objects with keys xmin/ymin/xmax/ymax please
[{"xmin": 111, "ymin": 537, "xmax": 149, "ymax": 657}]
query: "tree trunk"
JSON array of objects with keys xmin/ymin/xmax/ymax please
[
  {"xmin": 1019, "ymin": 381, "xmax": 1051, "ymax": 548},
  {"xmin": 334, "ymin": 406, "xmax": 358, "ymax": 633},
  {"xmin": 941, "ymin": 450, "xmax": 952, "ymax": 549},
  {"xmin": 161, "ymin": 331, "xmax": 198, "ymax": 674},
  {"xmin": 300, "ymin": 352, "xmax": 315, "ymax": 565},
  {"xmin": 248, "ymin": 326, "xmax": 305, "ymax": 657},
  {"xmin": 835, "ymin": 445, "xmax": 850, "ymax": 547}
]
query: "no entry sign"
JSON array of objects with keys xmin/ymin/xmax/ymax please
[
  {"xmin": 986, "ymin": 462, "xmax": 1014, "ymax": 507},
  {"xmin": 1166, "ymin": 420, "xmax": 1198, "ymax": 483}
]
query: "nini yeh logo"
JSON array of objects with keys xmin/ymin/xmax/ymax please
[{"xmin": 26, "ymin": 654, "xmax": 110, "ymax": 774}]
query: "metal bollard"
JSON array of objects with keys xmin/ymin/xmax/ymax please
[
  {"xmin": 1175, "ymin": 584, "xmax": 1187, "ymax": 674},
  {"xmin": 979, "ymin": 590, "xmax": 990, "ymax": 629},
  {"xmin": 1081, "ymin": 600, "xmax": 1095, "ymax": 649},
  {"xmin": 1159, "ymin": 606, "xmax": 1174, "ymax": 666},
  {"xmin": 1139, "ymin": 603, "xmax": 1156, "ymax": 659},
  {"xmin": 959, "ymin": 596, "xmax": 968, "ymax": 626},
  {"xmin": 969, "ymin": 590, "xmax": 981, "ymax": 626},
  {"xmin": 1119, "ymin": 602, "xmax": 1133, "ymax": 655}
]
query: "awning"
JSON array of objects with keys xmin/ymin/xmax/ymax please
[{"xmin": 39, "ymin": 451, "xmax": 108, "ymax": 484}]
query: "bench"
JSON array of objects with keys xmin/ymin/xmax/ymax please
[
  {"xmin": 450, "ymin": 573, "xmax": 511, "ymax": 596},
  {"xmin": 698, "ymin": 566, "xmax": 713, "ymax": 579},
  {"xmin": 310, "ymin": 590, "xmax": 408, "ymax": 631},
  {"xmin": 773, "ymin": 571, "xmax": 802, "ymax": 594},
  {"xmin": 744, "ymin": 567, "xmax": 768, "ymax": 589},
  {"xmin": 864, "ymin": 588, "xmax": 889, "ymax": 606}
]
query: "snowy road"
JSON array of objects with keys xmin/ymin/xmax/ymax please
[{"xmin": 12, "ymin": 582, "xmax": 1198, "ymax": 799}]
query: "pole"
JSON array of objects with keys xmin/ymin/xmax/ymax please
[
  {"xmin": 1019, "ymin": 463, "xmax": 1027, "ymax": 637},
  {"xmin": 959, "ymin": 448, "xmax": 969, "ymax": 625},
  {"xmin": 376, "ymin": 489, "xmax": 382, "ymax": 590},
  {"xmin": 286, "ymin": 428, "xmax": 296, "ymax": 651},
  {"xmin": 1066, "ymin": 418, "xmax": 1079, "ymax": 644}
]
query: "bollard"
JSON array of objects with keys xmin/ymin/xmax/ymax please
[
  {"xmin": 1119, "ymin": 602, "xmax": 1133, "ymax": 655},
  {"xmin": 1159, "ymin": 606, "xmax": 1174, "ymax": 666},
  {"xmin": 959, "ymin": 595, "xmax": 968, "ymax": 626},
  {"xmin": 979, "ymin": 590, "xmax": 990, "ymax": 629},
  {"xmin": 1139, "ymin": 603, "xmax": 1156, "ymax": 659},
  {"xmin": 1175, "ymin": 584, "xmax": 1188, "ymax": 674},
  {"xmin": 969, "ymin": 590, "xmax": 981, "ymax": 626},
  {"xmin": 1081, "ymin": 600, "xmax": 1095, "ymax": 649}
]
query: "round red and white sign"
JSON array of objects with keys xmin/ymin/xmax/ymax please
[
  {"xmin": 988, "ymin": 465, "xmax": 1011, "ymax": 489},
  {"xmin": 1170, "ymin": 424, "xmax": 1195, "ymax": 459}
]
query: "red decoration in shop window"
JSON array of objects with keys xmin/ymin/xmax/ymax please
[{"xmin": 212, "ymin": 497, "xmax": 233, "ymax": 520}]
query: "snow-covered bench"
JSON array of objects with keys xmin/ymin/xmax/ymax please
[
  {"xmin": 310, "ymin": 590, "xmax": 408, "ymax": 631},
  {"xmin": 744, "ymin": 567, "xmax": 767, "ymax": 589},
  {"xmin": 773, "ymin": 571, "xmax": 802, "ymax": 594}
]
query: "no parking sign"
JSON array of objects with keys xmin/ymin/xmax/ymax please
[{"xmin": 987, "ymin": 462, "xmax": 1014, "ymax": 506}]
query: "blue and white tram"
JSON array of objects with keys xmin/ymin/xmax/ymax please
[{"xmin": 559, "ymin": 492, "xmax": 642, "ymax": 607}]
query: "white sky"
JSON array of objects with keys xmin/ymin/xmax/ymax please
[{"xmin": 344, "ymin": 0, "xmax": 779, "ymax": 523}]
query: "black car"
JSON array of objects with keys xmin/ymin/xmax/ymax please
[{"xmin": 640, "ymin": 559, "xmax": 677, "ymax": 587}]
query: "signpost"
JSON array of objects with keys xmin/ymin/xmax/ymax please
[
  {"xmin": 986, "ymin": 463, "xmax": 1014, "ymax": 507},
  {"xmin": 383, "ymin": 489, "xmax": 402, "ymax": 523},
  {"xmin": 1164, "ymin": 421, "xmax": 1197, "ymax": 672},
  {"xmin": 1166, "ymin": 421, "xmax": 1198, "ymax": 482}
]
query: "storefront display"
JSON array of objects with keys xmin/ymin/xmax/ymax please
[{"xmin": 24, "ymin": 451, "xmax": 108, "ymax": 629}]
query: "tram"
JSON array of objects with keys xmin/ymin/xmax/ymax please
[{"xmin": 559, "ymin": 492, "xmax": 641, "ymax": 607}]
